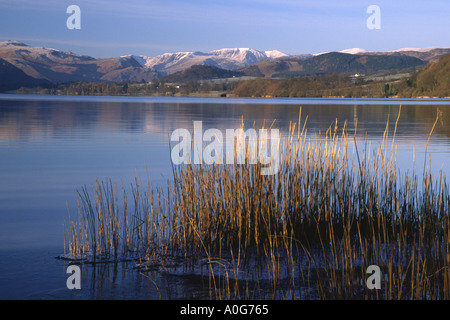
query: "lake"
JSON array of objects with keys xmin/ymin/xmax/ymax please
[{"xmin": 0, "ymin": 94, "xmax": 449, "ymax": 299}]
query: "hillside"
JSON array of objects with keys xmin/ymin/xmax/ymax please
[
  {"xmin": 0, "ymin": 41, "xmax": 161, "ymax": 87},
  {"xmin": 240, "ymin": 52, "xmax": 427, "ymax": 78},
  {"xmin": 158, "ymin": 65, "xmax": 245, "ymax": 83},
  {"xmin": 232, "ymin": 74, "xmax": 380, "ymax": 98},
  {"xmin": 382, "ymin": 48, "xmax": 450, "ymax": 62},
  {"xmin": 232, "ymin": 54, "xmax": 450, "ymax": 98},
  {"xmin": 395, "ymin": 53, "xmax": 450, "ymax": 97},
  {"xmin": 0, "ymin": 57, "xmax": 50, "ymax": 91}
]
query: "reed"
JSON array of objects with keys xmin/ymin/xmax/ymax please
[{"xmin": 63, "ymin": 106, "xmax": 450, "ymax": 300}]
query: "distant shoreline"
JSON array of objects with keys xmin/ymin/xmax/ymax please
[
  {"xmin": 2, "ymin": 93, "xmax": 449, "ymax": 106},
  {"xmin": 3, "ymin": 90, "xmax": 450, "ymax": 100}
]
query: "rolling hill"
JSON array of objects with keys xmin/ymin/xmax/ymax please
[
  {"xmin": 0, "ymin": 57, "xmax": 50, "ymax": 91},
  {"xmin": 157, "ymin": 65, "xmax": 245, "ymax": 83},
  {"xmin": 395, "ymin": 53, "xmax": 450, "ymax": 97},
  {"xmin": 0, "ymin": 40, "xmax": 161, "ymax": 86},
  {"xmin": 239, "ymin": 52, "xmax": 427, "ymax": 78}
]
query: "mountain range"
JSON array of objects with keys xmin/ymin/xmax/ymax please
[
  {"xmin": 129, "ymin": 48, "xmax": 288, "ymax": 75},
  {"xmin": 0, "ymin": 40, "xmax": 449, "ymax": 90}
]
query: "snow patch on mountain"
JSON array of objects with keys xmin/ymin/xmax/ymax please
[
  {"xmin": 389, "ymin": 47, "xmax": 450, "ymax": 53},
  {"xmin": 339, "ymin": 48, "xmax": 371, "ymax": 55},
  {"xmin": 131, "ymin": 48, "xmax": 288, "ymax": 75},
  {"xmin": 265, "ymin": 50, "xmax": 288, "ymax": 59}
]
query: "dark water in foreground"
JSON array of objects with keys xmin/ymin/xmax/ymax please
[{"xmin": 0, "ymin": 94, "xmax": 449, "ymax": 299}]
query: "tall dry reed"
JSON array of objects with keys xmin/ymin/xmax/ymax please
[{"xmin": 64, "ymin": 106, "xmax": 450, "ymax": 300}]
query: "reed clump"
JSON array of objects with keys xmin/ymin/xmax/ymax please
[{"xmin": 63, "ymin": 106, "xmax": 450, "ymax": 300}]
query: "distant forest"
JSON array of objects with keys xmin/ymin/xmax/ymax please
[{"xmin": 17, "ymin": 54, "xmax": 450, "ymax": 98}]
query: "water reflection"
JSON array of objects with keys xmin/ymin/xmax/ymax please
[
  {"xmin": 0, "ymin": 98, "xmax": 449, "ymax": 142},
  {"xmin": 1, "ymin": 98, "xmax": 449, "ymax": 170}
]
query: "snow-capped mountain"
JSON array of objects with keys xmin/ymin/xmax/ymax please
[
  {"xmin": 313, "ymin": 48, "xmax": 371, "ymax": 56},
  {"xmin": 389, "ymin": 47, "xmax": 450, "ymax": 53},
  {"xmin": 339, "ymin": 48, "xmax": 371, "ymax": 55},
  {"xmin": 130, "ymin": 48, "xmax": 288, "ymax": 76},
  {"xmin": 315, "ymin": 47, "xmax": 450, "ymax": 58},
  {"xmin": 264, "ymin": 50, "xmax": 288, "ymax": 59}
]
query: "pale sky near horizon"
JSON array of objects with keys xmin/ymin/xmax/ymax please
[{"xmin": 0, "ymin": 0, "xmax": 449, "ymax": 58}]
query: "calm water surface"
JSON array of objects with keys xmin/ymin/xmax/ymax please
[{"xmin": 0, "ymin": 94, "xmax": 449, "ymax": 299}]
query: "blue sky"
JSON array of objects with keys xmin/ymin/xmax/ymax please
[{"xmin": 0, "ymin": 0, "xmax": 449, "ymax": 58}]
